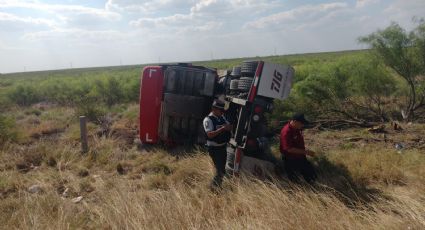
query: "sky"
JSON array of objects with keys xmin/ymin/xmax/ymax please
[{"xmin": 0, "ymin": 0, "xmax": 424, "ymax": 73}]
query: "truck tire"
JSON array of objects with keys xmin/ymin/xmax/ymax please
[
  {"xmin": 241, "ymin": 61, "xmax": 258, "ymax": 77},
  {"xmin": 237, "ymin": 77, "xmax": 253, "ymax": 91},
  {"xmin": 231, "ymin": 66, "xmax": 241, "ymax": 77},
  {"xmin": 230, "ymin": 79, "xmax": 239, "ymax": 90},
  {"xmin": 217, "ymin": 76, "xmax": 228, "ymax": 95}
]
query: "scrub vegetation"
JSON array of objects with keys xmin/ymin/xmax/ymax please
[{"xmin": 0, "ymin": 21, "xmax": 424, "ymax": 229}]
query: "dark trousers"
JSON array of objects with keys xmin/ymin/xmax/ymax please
[
  {"xmin": 283, "ymin": 156, "xmax": 317, "ymax": 183},
  {"xmin": 208, "ymin": 145, "xmax": 227, "ymax": 187}
]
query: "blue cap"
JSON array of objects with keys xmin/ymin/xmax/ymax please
[{"xmin": 292, "ymin": 113, "xmax": 309, "ymax": 124}]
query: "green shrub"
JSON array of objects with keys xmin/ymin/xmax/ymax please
[
  {"xmin": 271, "ymin": 55, "xmax": 398, "ymax": 122},
  {"xmin": 94, "ymin": 77, "xmax": 125, "ymax": 107},
  {"xmin": 2, "ymin": 68, "xmax": 140, "ymax": 108},
  {"xmin": 7, "ymin": 84, "xmax": 42, "ymax": 106},
  {"xmin": 24, "ymin": 108, "xmax": 42, "ymax": 116},
  {"xmin": 0, "ymin": 115, "xmax": 17, "ymax": 145},
  {"xmin": 75, "ymin": 96, "xmax": 106, "ymax": 123},
  {"xmin": 0, "ymin": 97, "xmax": 12, "ymax": 111},
  {"xmin": 122, "ymin": 76, "xmax": 140, "ymax": 102}
]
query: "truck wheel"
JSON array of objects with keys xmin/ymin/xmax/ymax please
[
  {"xmin": 230, "ymin": 79, "xmax": 239, "ymax": 90},
  {"xmin": 237, "ymin": 77, "xmax": 253, "ymax": 91},
  {"xmin": 231, "ymin": 66, "xmax": 241, "ymax": 77},
  {"xmin": 241, "ymin": 61, "xmax": 258, "ymax": 77}
]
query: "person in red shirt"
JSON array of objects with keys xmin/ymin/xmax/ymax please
[{"xmin": 280, "ymin": 113, "xmax": 317, "ymax": 183}]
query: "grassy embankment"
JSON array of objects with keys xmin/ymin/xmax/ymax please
[{"xmin": 0, "ymin": 104, "xmax": 424, "ymax": 229}]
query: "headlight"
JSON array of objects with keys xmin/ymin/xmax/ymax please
[{"xmin": 252, "ymin": 114, "xmax": 260, "ymax": 122}]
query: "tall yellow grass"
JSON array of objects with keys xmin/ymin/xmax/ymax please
[{"xmin": 1, "ymin": 120, "xmax": 424, "ymax": 229}]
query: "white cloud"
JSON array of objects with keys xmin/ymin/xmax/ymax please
[
  {"xmin": 106, "ymin": 0, "xmax": 197, "ymax": 13},
  {"xmin": 129, "ymin": 12, "xmax": 223, "ymax": 36},
  {"xmin": 1, "ymin": 0, "xmax": 424, "ymax": 73},
  {"xmin": 0, "ymin": 12, "xmax": 56, "ymax": 27},
  {"xmin": 130, "ymin": 13, "xmax": 193, "ymax": 28},
  {"xmin": 190, "ymin": 0, "xmax": 280, "ymax": 16},
  {"xmin": 384, "ymin": 0, "xmax": 425, "ymax": 28},
  {"xmin": 180, "ymin": 21, "xmax": 223, "ymax": 33},
  {"xmin": 0, "ymin": 0, "xmax": 121, "ymax": 21},
  {"xmin": 129, "ymin": 0, "xmax": 281, "ymax": 34},
  {"xmin": 23, "ymin": 29, "xmax": 126, "ymax": 43},
  {"xmin": 106, "ymin": 0, "xmax": 278, "ymax": 13},
  {"xmin": 384, "ymin": 0, "xmax": 425, "ymax": 16},
  {"xmin": 190, "ymin": 0, "xmax": 217, "ymax": 13},
  {"xmin": 356, "ymin": 0, "xmax": 380, "ymax": 8},
  {"xmin": 244, "ymin": 2, "xmax": 348, "ymax": 29}
]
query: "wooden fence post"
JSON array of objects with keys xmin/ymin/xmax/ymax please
[{"xmin": 80, "ymin": 116, "xmax": 88, "ymax": 153}]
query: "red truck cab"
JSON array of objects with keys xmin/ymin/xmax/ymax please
[{"xmin": 139, "ymin": 63, "xmax": 217, "ymax": 145}]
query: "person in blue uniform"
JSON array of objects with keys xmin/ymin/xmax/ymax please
[{"xmin": 203, "ymin": 100, "xmax": 232, "ymax": 187}]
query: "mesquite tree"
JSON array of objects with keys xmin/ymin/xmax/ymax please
[{"xmin": 359, "ymin": 20, "xmax": 425, "ymax": 120}]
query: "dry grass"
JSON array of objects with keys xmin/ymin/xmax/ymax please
[
  {"xmin": 1, "ymin": 161, "xmax": 424, "ymax": 229},
  {"xmin": 0, "ymin": 107, "xmax": 424, "ymax": 229}
]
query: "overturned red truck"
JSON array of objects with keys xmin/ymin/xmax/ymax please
[{"xmin": 139, "ymin": 61, "xmax": 294, "ymax": 175}]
